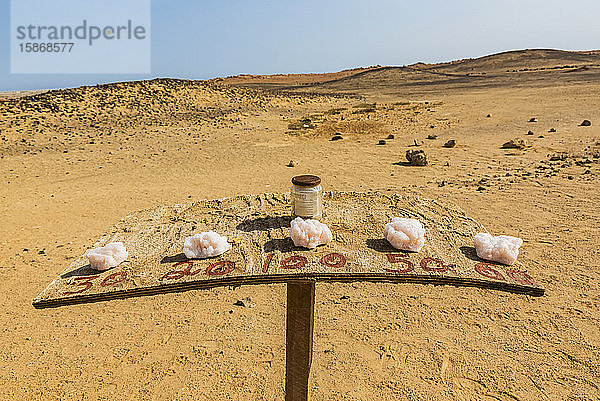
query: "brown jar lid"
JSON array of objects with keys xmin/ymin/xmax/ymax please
[{"xmin": 292, "ymin": 175, "xmax": 321, "ymax": 187}]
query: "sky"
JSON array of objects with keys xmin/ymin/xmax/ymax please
[{"xmin": 1, "ymin": 0, "xmax": 600, "ymax": 91}]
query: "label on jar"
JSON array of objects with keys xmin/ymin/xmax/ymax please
[{"xmin": 293, "ymin": 188, "xmax": 321, "ymax": 218}]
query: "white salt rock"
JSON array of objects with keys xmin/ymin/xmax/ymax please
[
  {"xmin": 473, "ymin": 233, "xmax": 523, "ymax": 265},
  {"xmin": 290, "ymin": 217, "xmax": 333, "ymax": 249},
  {"xmin": 86, "ymin": 242, "xmax": 128, "ymax": 271},
  {"xmin": 183, "ymin": 231, "xmax": 231, "ymax": 259},
  {"xmin": 383, "ymin": 217, "xmax": 425, "ymax": 252}
]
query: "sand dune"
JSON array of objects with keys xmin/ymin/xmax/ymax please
[{"xmin": 1, "ymin": 49, "xmax": 599, "ymax": 400}]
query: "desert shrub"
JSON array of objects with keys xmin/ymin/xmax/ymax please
[{"xmin": 324, "ymin": 107, "xmax": 347, "ymax": 115}]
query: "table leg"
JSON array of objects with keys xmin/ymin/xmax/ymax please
[{"xmin": 285, "ymin": 281, "xmax": 316, "ymax": 401}]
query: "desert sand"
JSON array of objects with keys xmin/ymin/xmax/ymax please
[{"xmin": 1, "ymin": 49, "xmax": 599, "ymax": 400}]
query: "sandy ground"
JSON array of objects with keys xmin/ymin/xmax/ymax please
[{"xmin": 1, "ymin": 50, "xmax": 599, "ymax": 400}]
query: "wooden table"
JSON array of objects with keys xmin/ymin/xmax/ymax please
[{"xmin": 34, "ymin": 192, "xmax": 544, "ymax": 400}]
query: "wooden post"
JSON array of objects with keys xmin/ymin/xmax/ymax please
[{"xmin": 285, "ymin": 280, "xmax": 316, "ymax": 401}]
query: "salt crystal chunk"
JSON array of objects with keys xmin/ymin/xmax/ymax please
[
  {"xmin": 86, "ymin": 242, "xmax": 128, "ymax": 271},
  {"xmin": 290, "ymin": 217, "xmax": 333, "ymax": 249},
  {"xmin": 383, "ymin": 217, "xmax": 425, "ymax": 252},
  {"xmin": 183, "ymin": 231, "xmax": 231, "ymax": 259},
  {"xmin": 473, "ymin": 233, "xmax": 523, "ymax": 265}
]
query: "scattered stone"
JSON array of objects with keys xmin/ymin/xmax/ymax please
[
  {"xmin": 384, "ymin": 218, "xmax": 425, "ymax": 252},
  {"xmin": 538, "ymin": 135, "xmax": 544, "ymax": 138},
  {"xmin": 443, "ymin": 140, "xmax": 456, "ymax": 148},
  {"xmin": 580, "ymin": 120, "xmax": 591, "ymax": 126},
  {"xmin": 234, "ymin": 296, "xmax": 255, "ymax": 308},
  {"xmin": 568, "ymin": 175, "xmax": 574, "ymax": 180},
  {"xmin": 474, "ymin": 233, "xmax": 523, "ymax": 265},
  {"xmin": 476, "ymin": 186, "xmax": 486, "ymax": 191},
  {"xmin": 386, "ymin": 134, "xmax": 395, "ymax": 140},
  {"xmin": 438, "ymin": 180, "xmax": 446, "ymax": 187},
  {"xmin": 529, "ymin": 117, "xmax": 538, "ymax": 122},
  {"xmin": 526, "ymin": 130, "xmax": 534, "ymax": 135},
  {"xmin": 548, "ymin": 128, "xmax": 556, "ymax": 133},
  {"xmin": 340, "ymin": 295, "xmax": 350, "ymax": 300},
  {"xmin": 429, "ymin": 125, "xmax": 435, "ymax": 129},
  {"xmin": 378, "ymin": 139, "xmax": 387, "ymax": 145},
  {"xmin": 413, "ymin": 139, "xmax": 423, "ymax": 146},
  {"xmin": 330, "ymin": 135, "xmax": 343, "ymax": 141},
  {"xmin": 406, "ymin": 149, "xmax": 428, "ymax": 166},
  {"xmin": 549, "ymin": 153, "xmax": 567, "ymax": 161},
  {"xmin": 501, "ymin": 138, "xmax": 529, "ymax": 149},
  {"xmin": 287, "ymin": 160, "xmax": 295, "ymax": 167},
  {"xmin": 427, "ymin": 134, "xmax": 438, "ymax": 140}
]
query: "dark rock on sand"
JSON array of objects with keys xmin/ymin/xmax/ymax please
[
  {"xmin": 443, "ymin": 140, "xmax": 456, "ymax": 148},
  {"xmin": 406, "ymin": 149, "xmax": 428, "ymax": 166},
  {"xmin": 502, "ymin": 138, "xmax": 529, "ymax": 149}
]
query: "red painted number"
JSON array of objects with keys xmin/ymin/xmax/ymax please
[
  {"xmin": 206, "ymin": 261, "xmax": 236, "ymax": 276},
  {"xmin": 63, "ymin": 275, "xmax": 100, "ymax": 295},
  {"xmin": 507, "ymin": 269, "xmax": 535, "ymax": 285},
  {"xmin": 263, "ymin": 253, "xmax": 274, "ymax": 273},
  {"xmin": 161, "ymin": 261, "xmax": 201, "ymax": 281},
  {"xmin": 385, "ymin": 253, "xmax": 415, "ymax": 273},
  {"xmin": 280, "ymin": 255, "xmax": 307, "ymax": 269},
  {"xmin": 421, "ymin": 257, "xmax": 451, "ymax": 273},
  {"xmin": 101, "ymin": 271, "xmax": 127, "ymax": 287},
  {"xmin": 386, "ymin": 253, "xmax": 408, "ymax": 263},
  {"xmin": 474, "ymin": 262, "xmax": 505, "ymax": 281},
  {"xmin": 319, "ymin": 252, "xmax": 347, "ymax": 269}
]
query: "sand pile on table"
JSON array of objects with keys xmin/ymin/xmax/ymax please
[{"xmin": 34, "ymin": 191, "xmax": 542, "ymax": 308}]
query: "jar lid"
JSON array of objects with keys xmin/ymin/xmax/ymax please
[{"xmin": 292, "ymin": 175, "xmax": 321, "ymax": 187}]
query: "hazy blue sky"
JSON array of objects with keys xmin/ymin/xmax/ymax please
[{"xmin": 2, "ymin": 0, "xmax": 600, "ymax": 91}]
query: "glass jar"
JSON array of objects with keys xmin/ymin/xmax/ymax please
[{"xmin": 291, "ymin": 175, "xmax": 323, "ymax": 219}]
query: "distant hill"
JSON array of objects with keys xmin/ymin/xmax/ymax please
[
  {"xmin": 210, "ymin": 66, "xmax": 382, "ymax": 89},
  {"xmin": 3, "ymin": 49, "xmax": 599, "ymax": 98},
  {"xmin": 217, "ymin": 49, "xmax": 600, "ymax": 94},
  {"xmin": 422, "ymin": 49, "xmax": 600, "ymax": 73}
]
